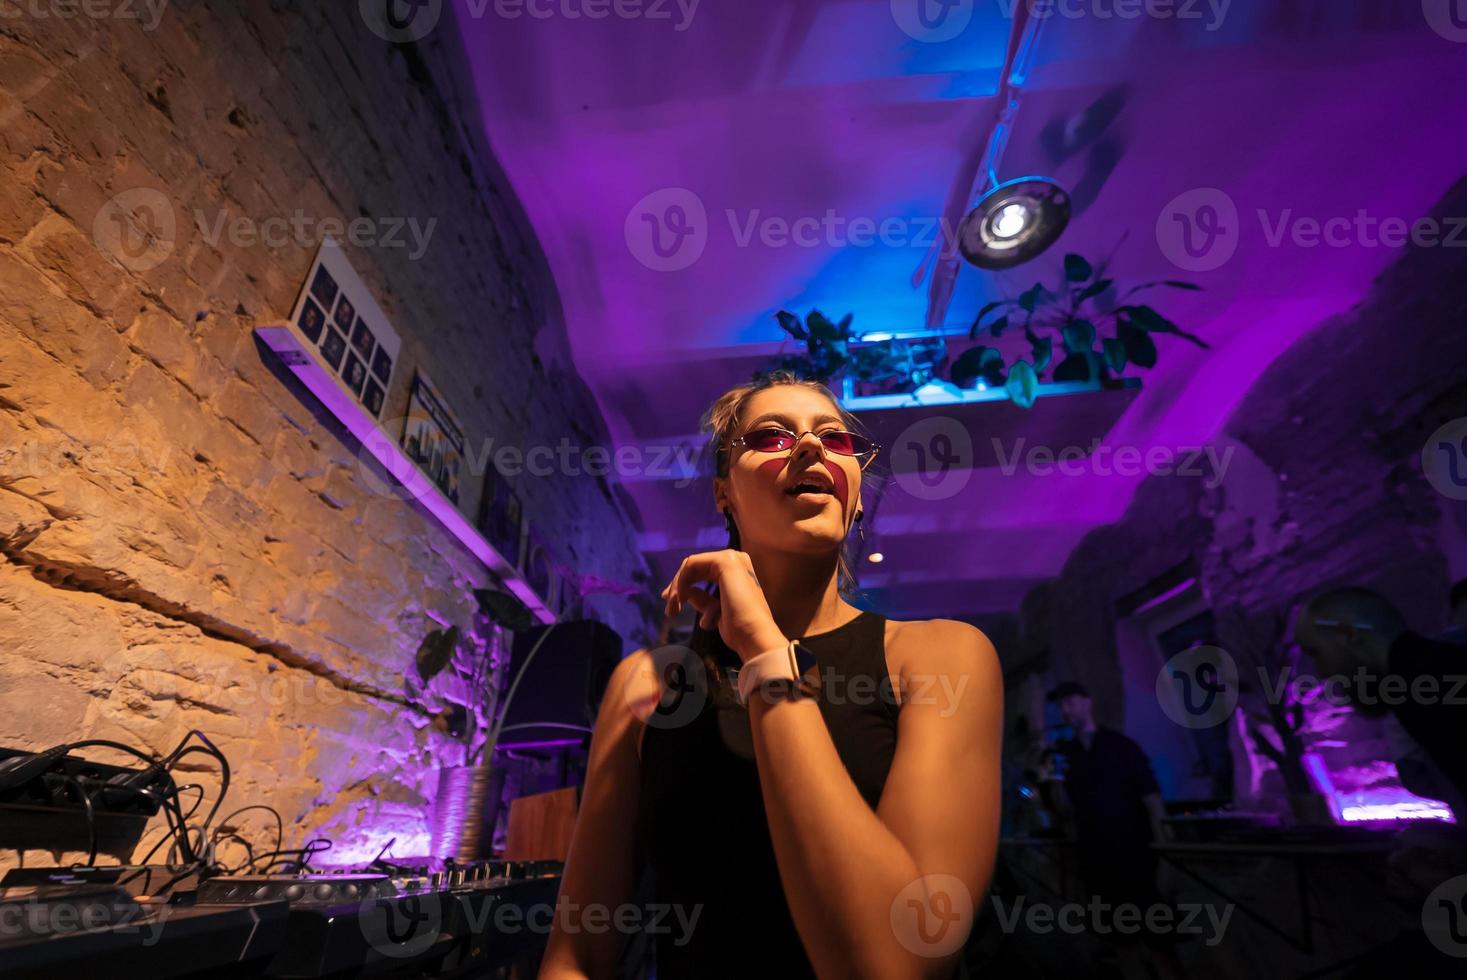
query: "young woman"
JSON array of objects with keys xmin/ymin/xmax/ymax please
[{"xmin": 540, "ymin": 372, "xmax": 1003, "ymax": 979}]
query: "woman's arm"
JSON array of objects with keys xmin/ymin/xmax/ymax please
[
  {"xmin": 539, "ymin": 649, "xmax": 653, "ymax": 979},
  {"xmin": 748, "ymin": 619, "xmax": 1003, "ymax": 979}
]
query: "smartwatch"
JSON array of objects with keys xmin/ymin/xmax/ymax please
[{"xmin": 735, "ymin": 639, "xmax": 819, "ymax": 706}]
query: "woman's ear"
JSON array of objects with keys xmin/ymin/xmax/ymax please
[{"xmin": 713, "ymin": 475, "xmax": 730, "ymax": 514}]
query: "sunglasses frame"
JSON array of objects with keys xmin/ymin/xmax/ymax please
[{"xmin": 730, "ymin": 424, "xmax": 881, "ymax": 468}]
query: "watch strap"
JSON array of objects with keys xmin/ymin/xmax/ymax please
[{"xmin": 736, "ymin": 640, "xmax": 817, "ymax": 705}]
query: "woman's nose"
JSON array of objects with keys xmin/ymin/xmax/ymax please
[{"xmin": 791, "ymin": 431, "xmax": 825, "ymax": 460}]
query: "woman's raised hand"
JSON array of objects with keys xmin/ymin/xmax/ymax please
[{"xmin": 661, "ymin": 549, "xmax": 788, "ymax": 664}]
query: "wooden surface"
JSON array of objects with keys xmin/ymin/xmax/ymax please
[{"xmin": 504, "ymin": 786, "xmax": 580, "ymax": 861}]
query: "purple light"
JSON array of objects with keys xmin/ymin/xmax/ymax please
[
  {"xmin": 1337, "ymin": 787, "xmax": 1456, "ymax": 825},
  {"xmin": 499, "ymin": 738, "xmax": 587, "ymax": 751}
]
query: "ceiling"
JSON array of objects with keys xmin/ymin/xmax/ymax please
[{"xmin": 451, "ymin": 0, "xmax": 1467, "ymax": 617}]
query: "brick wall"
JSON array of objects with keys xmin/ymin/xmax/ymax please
[{"xmin": 0, "ymin": 1, "xmax": 650, "ymax": 868}]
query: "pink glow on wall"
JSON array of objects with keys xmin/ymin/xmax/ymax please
[{"xmin": 1337, "ymin": 789, "xmax": 1455, "ymax": 825}]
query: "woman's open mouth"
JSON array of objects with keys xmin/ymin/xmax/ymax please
[{"xmin": 783, "ymin": 469, "xmax": 840, "ymax": 505}]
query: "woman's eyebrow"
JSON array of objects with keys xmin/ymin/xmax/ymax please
[{"xmin": 745, "ymin": 412, "xmax": 844, "ymax": 429}]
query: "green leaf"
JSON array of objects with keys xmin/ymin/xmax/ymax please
[
  {"xmin": 969, "ymin": 299, "xmax": 1013, "ymax": 339},
  {"xmin": 1018, "ymin": 282, "xmax": 1048, "ymax": 313},
  {"xmin": 1117, "ymin": 304, "xmax": 1169, "ymax": 331},
  {"xmin": 473, "ymin": 589, "xmax": 535, "ymax": 631},
  {"xmin": 415, "ymin": 626, "xmax": 460, "ymax": 684},
  {"xmin": 776, "ymin": 310, "xmax": 807, "ymax": 340},
  {"xmin": 1005, "ymin": 360, "xmax": 1039, "ymax": 409},
  {"xmin": 1052, "ymin": 353, "xmax": 1096, "ymax": 383},
  {"xmin": 1062, "ymin": 318, "xmax": 1097, "ymax": 354},
  {"xmin": 1119, "ymin": 305, "xmax": 1210, "ymax": 349},
  {"xmin": 951, "ymin": 345, "xmax": 1005, "ymax": 388},
  {"xmin": 1124, "ymin": 280, "xmax": 1203, "ymax": 298},
  {"xmin": 1030, "ymin": 335, "xmax": 1053, "ymax": 374},
  {"xmin": 1076, "ymin": 278, "xmax": 1114, "ymax": 303},
  {"xmin": 1102, "ymin": 337, "xmax": 1128, "ymax": 373},
  {"xmin": 1118, "ymin": 320, "xmax": 1157, "ymax": 368},
  {"xmin": 1064, "ymin": 254, "xmax": 1093, "ymax": 283},
  {"xmin": 975, "ymin": 299, "xmax": 1011, "ymax": 321},
  {"xmin": 806, "ymin": 310, "xmax": 839, "ymax": 340}
]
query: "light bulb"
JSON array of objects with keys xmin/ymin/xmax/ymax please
[{"xmin": 992, "ymin": 202, "xmax": 1029, "ymax": 239}]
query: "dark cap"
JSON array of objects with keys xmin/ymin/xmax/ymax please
[{"xmin": 1046, "ymin": 681, "xmax": 1089, "ymax": 703}]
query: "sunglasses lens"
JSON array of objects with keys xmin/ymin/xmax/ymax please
[
  {"xmin": 820, "ymin": 431, "xmax": 872, "ymax": 456},
  {"xmin": 743, "ymin": 428, "xmax": 793, "ymax": 452}
]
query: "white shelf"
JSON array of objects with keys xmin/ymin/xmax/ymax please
[{"xmin": 257, "ymin": 325, "xmax": 556, "ymax": 625}]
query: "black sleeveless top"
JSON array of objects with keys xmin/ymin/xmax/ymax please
[{"xmin": 635, "ymin": 609, "xmax": 900, "ymax": 979}]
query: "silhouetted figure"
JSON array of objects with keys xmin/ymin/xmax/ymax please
[{"xmin": 1046, "ymin": 682, "xmax": 1168, "ymax": 908}]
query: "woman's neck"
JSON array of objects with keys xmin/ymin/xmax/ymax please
[{"xmin": 746, "ymin": 548, "xmax": 856, "ymax": 640}]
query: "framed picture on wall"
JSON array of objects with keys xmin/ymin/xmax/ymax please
[
  {"xmin": 476, "ymin": 464, "xmax": 525, "ymax": 570},
  {"xmin": 285, "ymin": 237, "xmax": 401, "ymax": 421},
  {"xmin": 400, "ymin": 372, "xmax": 465, "ymax": 506}
]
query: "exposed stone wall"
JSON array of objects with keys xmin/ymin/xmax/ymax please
[
  {"xmin": 0, "ymin": 2, "xmax": 649, "ymax": 869},
  {"xmin": 1016, "ymin": 173, "xmax": 1467, "ymax": 804}
]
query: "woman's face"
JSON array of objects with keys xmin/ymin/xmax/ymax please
[{"xmin": 716, "ymin": 385, "xmax": 864, "ymax": 556}]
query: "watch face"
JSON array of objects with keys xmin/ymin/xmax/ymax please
[{"xmin": 793, "ymin": 642, "xmax": 819, "ymax": 675}]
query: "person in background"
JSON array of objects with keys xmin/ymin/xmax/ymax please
[
  {"xmin": 1046, "ymin": 682, "xmax": 1178, "ymax": 978},
  {"xmin": 1046, "ymin": 682, "xmax": 1169, "ymax": 904}
]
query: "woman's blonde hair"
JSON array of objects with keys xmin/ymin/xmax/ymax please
[{"xmin": 698, "ymin": 370, "xmax": 871, "ymax": 599}]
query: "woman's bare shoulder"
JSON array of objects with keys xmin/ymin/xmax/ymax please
[
  {"xmin": 610, "ymin": 648, "xmax": 658, "ymax": 761},
  {"xmin": 882, "ymin": 616, "xmax": 997, "ymax": 674}
]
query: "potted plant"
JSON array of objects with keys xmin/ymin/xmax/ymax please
[
  {"xmin": 961, "ymin": 252, "xmax": 1208, "ymax": 407},
  {"xmin": 768, "ymin": 309, "xmax": 922, "ymax": 392},
  {"xmin": 420, "ymin": 588, "xmax": 570, "ymax": 863},
  {"xmin": 769, "ymin": 254, "xmax": 1208, "ymax": 410}
]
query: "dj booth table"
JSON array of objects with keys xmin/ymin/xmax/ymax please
[{"xmin": 0, "ymin": 862, "xmax": 563, "ymax": 980}]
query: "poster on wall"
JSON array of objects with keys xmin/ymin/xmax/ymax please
[
  {"xmin": 285, "ymin": 237, "xmax": 400, "ymax": 420},
  {"xmin": 400, "ymin": 373, "xmax": 465, "ymax": 506},
  {"xmin": 476, "ymin": 464, "xmax": 525, "ymax": 570}
]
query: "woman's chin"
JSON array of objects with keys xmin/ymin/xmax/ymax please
[{"xmin": 783, "ymin": 514, "xmax": 847, "ymax": 545}]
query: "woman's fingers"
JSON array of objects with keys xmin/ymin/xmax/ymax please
[
  {"xmin": 663, "ymin": 551, "xmax": 730, "ymax": 616},
  {"xmin": 681, "ymin": 587, "xmax": 720, "ymax": 630}
]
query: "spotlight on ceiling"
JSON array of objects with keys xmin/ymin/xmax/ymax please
[{"xmin": 957, "ymin": 176, "xmax": 1071, "ymax": 270}]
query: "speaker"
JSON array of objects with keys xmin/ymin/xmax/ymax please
[{"xmin": 498, "ymin": 620, "xmax": 623, "ymax": 747}]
